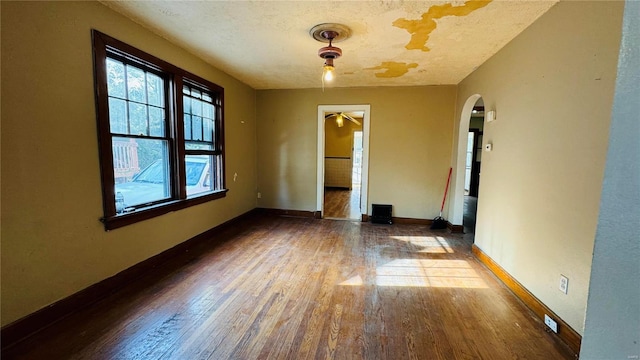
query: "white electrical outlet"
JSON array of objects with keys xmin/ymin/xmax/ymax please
[
  {"xmin": 544, "ymin": 314, "xmax": 558, "ymax": 333},
  {"xmin": 257, "ymin": 192, "xmax": 262, "ymax": 199},
  {"xmin": 559, "ymin": 275, "xmax": 569, "ymax": 294}
]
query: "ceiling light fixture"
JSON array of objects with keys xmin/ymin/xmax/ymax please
[
  {"xmin": 310, "ymin": 23, "xmax": 351, "ymax": 88},
  {"xmin": 324, "ymin": 112, "xmax": 361, "ymax": 127},
  {"xmin": 336, "ymin": 114, "xmax": 344, "ymax": 127}
]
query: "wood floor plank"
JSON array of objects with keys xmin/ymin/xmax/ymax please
[
  {"xmin": 324, "ymin": 188, "xmax": 361, "ymax": 219},
  {"xmin": 2, "ymin": 215, "xmax": 575, "ymax": 360}
]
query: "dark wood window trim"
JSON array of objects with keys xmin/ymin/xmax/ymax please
[{"xmin": 92, "ymin": 30, "xmax": 227, "ymax": 231}]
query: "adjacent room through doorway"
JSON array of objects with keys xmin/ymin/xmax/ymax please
[
  {"xmin": 317, "ymin": 105, "xmax": 370, "ymax": 220},
  {"xmin": 463, "ymin": 100, "xmax": 484, "ymax": 234},
  {"xmin": 323, "ymin": 114, "xmax": 362, "ymax": 220}
]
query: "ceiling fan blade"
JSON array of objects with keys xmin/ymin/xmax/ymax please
[{"xmin": 343, "ymin": 113, "xmax": 361, "ymax": 126}]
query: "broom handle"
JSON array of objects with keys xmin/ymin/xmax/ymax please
[{"xmin": 440, "ymin": 167, "xmax": 453, "ymax": 213}]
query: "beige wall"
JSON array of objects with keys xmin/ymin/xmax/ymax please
[
  {"xmin": 452, "ymin": 1, "xmax": 623, "ymax": 334},
  {"xmin": 325, "ymin": 118, "xmax": 362, "ymax": 158},
  {"xmin": 581, "ymin": 2, "xmax": 640, "ymax": 356},
  {"xmin": 256, "ymin": 86, "xmax": 456, "ymax": 218},
  {"xmin": 0, "ymin": 1, "xmax": 257, "ymax": 326}
]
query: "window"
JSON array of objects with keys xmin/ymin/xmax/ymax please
[{"xmin": 92, "ymin": 30, "xmax": 226, "ymax": 230}]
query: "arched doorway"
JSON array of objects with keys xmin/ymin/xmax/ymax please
[{"xmin": 450, "ymin": 95, "xmax": 484, "ymax": 233}]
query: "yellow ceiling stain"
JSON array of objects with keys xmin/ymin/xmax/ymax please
[
  {"xmin": 365, "ymin": 62, "xmax": 419, "ymax": 78},
  {"xmin": 393, "ymin": 1, "xmax": 492, "ymax": 52}
]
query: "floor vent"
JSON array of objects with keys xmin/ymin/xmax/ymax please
[{"xmin": 371, "ymin": 204, "xmax": 393, "ymax": 224}]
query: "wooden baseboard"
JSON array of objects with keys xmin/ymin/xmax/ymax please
[
  {"xmin": 472, "ymin": 245, "xmax": 581, "ymax": 357},
  {"xmin": 360, "ymin": 215, "xmax": 460, "ymax": 228},
  {"xmin": 392, "ymin": 217, "xmax": 431, "ymax": 225},
  {"xmin": 447, "ymin": 221, "xmax": 464, "ymax": 233},
  {"xmin": 257, "ymin": 208, "xmax": 321, "ymax": 219},
  {"xmin": 0, "ymin": 208, "xmax": 260, "ymax": 351},
  {"xmin": 324, "ymin": 186, "xmax": 351, "ymax": 190},
  {"xmin": 361, "ymin": 215, "xmax": 431, "ymax": 225}
]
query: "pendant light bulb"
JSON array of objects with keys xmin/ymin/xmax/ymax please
[
  {"xmin": 336, "ymin": 114, "xmax": 344, "ymax": 127},
  {"xmin": 323, "ymin": 65, "xmax": 335, "ymax": 82}
]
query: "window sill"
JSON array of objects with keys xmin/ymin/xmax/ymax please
[{"xmin": 101, "ymin": 189, "xmax": 228, "ymax": 231}]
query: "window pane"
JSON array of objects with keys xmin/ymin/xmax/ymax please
[
  {"xmin": 203, "ymin": 103, "xmax": 214, "ymax": 119},
  {"xmin": 184, "ymin": 114, "xmax": 192, "ymax": 140},
  {"xmin": 202, "ymin": 93, "xmax": 212, "ymax": 102},
  {"xmin": 106, "ymin": 59, "xmax": 126, "ymax": 98},
  {"xmin": 126, "ymin": 65, "xmax": 146, "ymax": 102},
  {"xmin": 191, "ymin": 88, "xmax": 202, "ymax": 99},
  {"xmin": 183, "ymin": 94, "xmax": 191, "ymax": 114},
  {"xmin": 192, "ymin": 116, "xmax": 202, "ymax": 141},
  {"xmin": 185, "ymin": 142, "xmax": 213, "ymax": 151},
  {"xmin": 203, "ymin": 118, "xmax": 212, "ymax": 142},
  {"xmin": 113, "ymin": 137, "xmax": 171, "ymax": 212},
  {"xmin": 128, "ymin": 103, "xmax": 148, "ymax": 135},
  {"xmin": 146, "ymin": 73, "xmax": 163, "ymax": 107},
  {"xmin": 186, "ymin": 155, "xmax": 212, "ymax": 196},
  {"xmin": 149, "ymin": 106, "xmax": 164, "ymax": 137},
  {"xmin": 108, "ymin": 98, "xmax": 127, "ymax": 134},
  {"xmin": 192, "ymin": 98, "xmax": 202, "ymax": 116}
]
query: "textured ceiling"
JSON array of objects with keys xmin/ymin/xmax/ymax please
[{"xmin": 101, "ymin": 1, "xmax": 558, "ymax": 90}]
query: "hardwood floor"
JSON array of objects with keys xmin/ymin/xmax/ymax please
[
  {"xmin": 324, "ymin": 187, "xmax": 361, "ymax": 219},
  {"xmin": 3, "ymin": 215, "xmax": 573, "ymax": 359}
]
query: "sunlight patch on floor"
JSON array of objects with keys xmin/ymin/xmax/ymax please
[
  {"xmin": 376, "ymin": 259, "xmax": 486, "ymax": 288},
  {"xmin": 390, "ymin": 236, "xmax": 454, "ymax": 253},
  {"xmin": 339, "ymin": 275, "xmax": 364, "ymax": 286},
  {"xmin": 339, "ymin": 259, "xmax": 487, "ymax": 288}
]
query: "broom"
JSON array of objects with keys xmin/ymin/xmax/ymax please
[{"xmin": 431, "ymin": 167, "xmax": 452, "ymax": 230}]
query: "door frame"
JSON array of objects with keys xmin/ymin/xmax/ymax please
[
  {"xmin": 351, "ymin": 129, "xmax": 364, "ymax": 190},
  {"xmin": 450, "ymin": 94, "xmax": 482, "ymax": 225},
  {"xmin": 317, "ymin": 104, "xmax": 371, "ymax": 218}
]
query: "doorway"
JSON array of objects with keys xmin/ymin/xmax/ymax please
[
  {"xmin": 317, "ymin": 105, "xmax": 370, "ymax": 220},
  {"xmin": 464, "ymin": 106, "xmax": 484, "ymax": 233},
  {"xmin": 323, "ymin": 129, "xmax": 363, "ymax": 219},
  {"xmin": 450, "ymin": 95, "xmax": 484, "ymax": 235}
]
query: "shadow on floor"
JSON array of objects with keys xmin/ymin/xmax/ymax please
[{"xmin": 463, "ymin": 195, "xmax": 477, "ymax": 236}]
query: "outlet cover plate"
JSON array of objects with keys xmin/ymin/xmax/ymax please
[
  {"xmin": 544, "ymin": 314, "xmax": 558, "ymax": 333},
  {"xmin": 559, "ymin": 275, "xmax": 569, "ymax": 294}
]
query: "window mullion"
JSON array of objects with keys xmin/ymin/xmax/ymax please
[
  {"xmin": 216, "ymin": 103, "xmax": 223, "ymax": 152},
  {"xmin": 144, "ymin": 71, "xmax": 150, "ymax": 137},
  {"xmin": 174, "ymin": 76, "xmax": 187, "ymax": 200},
  {"xmin": 122, "ymin": 64, "xmax": 131, "ymax": 135},
  {"xmin": 200, "ymin": 100, "xmax": 205, "ymax": 141}
]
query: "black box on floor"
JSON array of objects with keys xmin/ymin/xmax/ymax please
[{"xmin": 371, "ymin": 204, "xmax": 393, "ymax": 224}]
